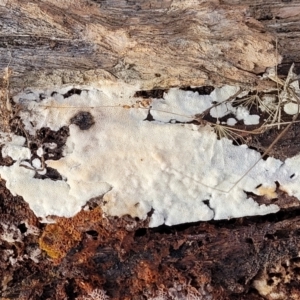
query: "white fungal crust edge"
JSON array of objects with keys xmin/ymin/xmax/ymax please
[{"xmin": 1, "ymin": 82, "xmax": 299, "ymax": 227}]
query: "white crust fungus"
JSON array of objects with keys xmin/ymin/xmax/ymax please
[{"xmin": 0, "ymin": 83, "xmax": 299, "ymax": 227}]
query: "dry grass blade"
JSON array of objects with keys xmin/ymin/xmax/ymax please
[
  {"xmin": 233, "ymin": 93, "xmax": 276, "ymax": 120},
  {"xmin": 267, "ymin": 63, "xmax": 299, "ymax": 129},
  {"xmin": 226, "ymin": 64, "xmax": 300, "ymax": 193},
  {"xmin": 211, "ymin": 123, "xmax": 247, "ymax": 145}
]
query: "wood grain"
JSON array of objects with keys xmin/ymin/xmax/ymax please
[{"xmin": 0, "ymin": 0, "xmax": 279, "ymax": 90}]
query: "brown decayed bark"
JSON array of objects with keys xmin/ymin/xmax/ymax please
[{"xmin": 1, "ymin": 185, "xmax": 300, "ymax": 299}]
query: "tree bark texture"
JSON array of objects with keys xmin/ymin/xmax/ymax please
[
  {"xmin": 1, "ymin": 1, "xmax": 300, "ymax": 299},
  {"xmin": 222, "ymin": 0, "xmax": 300, "ymax": 75},
  {"xmin": 0, "ymin": 0, "xmax": 281, "ymax": 90},
  {"xmin": 1, "ymin": 187, "xmax": 300, "ymax": 299}
]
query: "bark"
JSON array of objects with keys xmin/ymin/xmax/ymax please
[
  {"xmin": 222, "ymin": 0, "xmax": 300, "ymax": 75},
  {"xmin": 1, "ymin": 188, "xmax": 300, "ymax": 299},
  {"xmin": 1, "ymin": 1, "xmax": 300, "ymax": 299},
  {"xmin": 1, "ymin": 0, "xmax": 279, "ymax": 90}
]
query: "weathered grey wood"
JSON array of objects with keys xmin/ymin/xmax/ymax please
[
  {"xmin": 0, "ymin": 0, "xmax": 279, "ymax": 90},
  {"xmin": 223, "ymin": 0, "xmax": 300, "ymax": 75}
]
